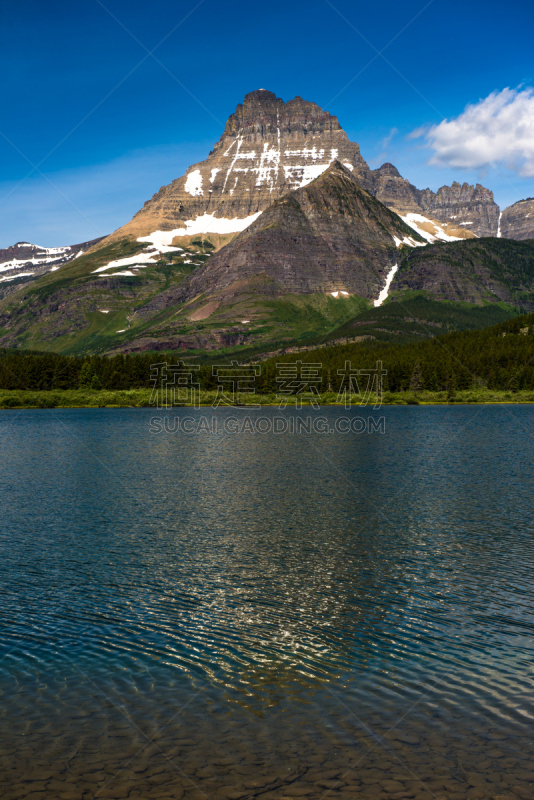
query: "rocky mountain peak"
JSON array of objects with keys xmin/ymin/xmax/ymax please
[
  {"xmin": 442, "ymin": 181, "xmax": 495, "ymax": 201},
  {"xmin": 99, "ymin": 89, "xmax": 516, "ymax": 247},
  {"xmin": 419, "ymin": 181, "xmax": 499, "ymax": 237},
  {"xmin": 108, "ymin": 91, "xmax": 374, "ymax": 244},
  {"xmin": 372, "ymin": 162, "xmax": 422, "ymax": 214},
  {"xmin": 221, "ymin": 89, "xmax": 343, "ymax": 140},
  {"xmin": 222, "ymin": 89, "xmax": 284, "ymax": 136},
  {"xmin": 377, "ymin": 163, "xmax": 401, "ymax": 177}
]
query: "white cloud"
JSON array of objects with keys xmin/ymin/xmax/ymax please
[
  {"xmin": 412, "ymin": 87, "xmax": 534, "ymax": 177},
  {"xmin": 380, "ymin": 127, "xmax": 398, "ymax": 150}
]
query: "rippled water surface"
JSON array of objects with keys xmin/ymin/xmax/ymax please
[{"xmin": 1, "ymin": 406, "xmax": 533, "ymax": 800}]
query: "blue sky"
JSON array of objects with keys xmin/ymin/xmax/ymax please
[{"xmin": 1, "ymin": 0, "xmax": 533, "ymax": 246}]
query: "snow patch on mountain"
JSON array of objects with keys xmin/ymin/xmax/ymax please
[
  {"xmin": 139, "ymin": 213, "xmax": 262, "ymax": 243},
  {"xmin": 0, "ymin": 238, "xmax": 103, "ymax": 289},
  {"xmin": 374, "ymin": 263, "xmax": 398, "ymax": 307},
  {"xmin": 393, "ymin": 235, "xmax": 425, "ymax": 248},
  {"xmin": 283, "ymin": 164, "xmax": 330, "ymax": 188},
  {"xmin": 0, "ymin": 248, "xmax": 72, "ymax": 272},
  {"xmin": 400, "ymin": 213, "xmax": 464, "ymax": 244},
  {"xmin": 0, "ymin": 271, "xmax": 35, "ymax": 283},
  {"xmin": 0, "ymin": 242, "xmax": 80, "ymax": 290},
  {"xmin": 94, "ymin": 213, "xmax": 262, "ymax": 275},
  {"xmin": 284, "ymin": 147, "xmax": 325, "ymax": 160},
  {"xmin": 93, "ymin": 252, "xmax": 160, "ymax": 273},
  {"xmin": 184, "ymin": 169, "xmax": 203, "ymax": 196}
]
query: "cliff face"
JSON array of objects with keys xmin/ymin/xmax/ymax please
[
  {"xmin": 419, "ymin": 182, "xmax": 500, "ymax": 237},
  {"xmin": 110, "ymin": 90, "xmax": 374, "ymax": 242},
  {"xmin": 500, "ymin": 198, "xmax": 534, "ymax": 240}
]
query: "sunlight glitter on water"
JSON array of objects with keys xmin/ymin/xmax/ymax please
[{"xmin": 0, "ymin": 406, "xmax": 533, "ymax": 799}]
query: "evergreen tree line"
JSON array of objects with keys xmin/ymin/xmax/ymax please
[
  {"xmin": 265, "ymin": 313, "xmax": 534, "ymax": 395},
  {"xmin": 0, "ymin": 313, "xmax": 533, "ymax": 395}
]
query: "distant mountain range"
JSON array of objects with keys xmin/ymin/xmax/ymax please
[
  {"xmin": 0, "ymin": 89, "xmax": 533, "ymax": 356},
  {"xmin": 104, "ymin": 89, "xmax": 529, "ymax": 242},
  {"xmin": 0, "ymin": 238, "xmax": 104, "ymax": 299}
]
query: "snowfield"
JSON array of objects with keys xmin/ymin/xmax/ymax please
[{"xmin": 400, "ymin": 213, "xmax": 464, "ymax": 244}]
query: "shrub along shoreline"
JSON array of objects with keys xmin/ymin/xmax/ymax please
[{"xmin": 1, "ymin": 388, "xmax": 534, "ymax": 409}]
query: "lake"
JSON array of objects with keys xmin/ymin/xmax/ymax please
[{"xmin": 0, "ymin": 406, "xmax": 533, "ymax": 800}]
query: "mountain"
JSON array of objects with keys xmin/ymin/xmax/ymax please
[
  {"xmin": 500, "ymin": 198, "xmax": 534, "ymax": 240},
  {"xmin": 98, "ymin": 90, "xmax": 494, "ymax": 252},
  {"xmin": 371, "ymin": 172, "xmax": 503, "ymax": 240},
  {"xmin": 0, "ymin": 238, "xmax": 103, "ymax": 299},
  {"xmin": 105, "ymin": 90, "xmax": 375, "ymax": 248},
  {"xmin": 392, "ymin": 238, "xmax": 534, "ymax": 307},
  {"xmin": 133, "ymin": 161, "xmax": 423, "ymax": 319},
  {"xmin": 0, "ymin": 163, "xmax": 423, "ymax": 355},
  {"xmin": 419, "ymin": 182, "xmax": 500, "ymax": 237},
  {"xmin": 371, "ymin": 165, "xmax": 491, "ymax": 239},
  {"xmin": 179, "ymin": 162, "xmax": 423, "ymax": 298},
  {"xmin": 0, "ymin": 88, "xmax": 532, "ymax": 357},
  {"xmin": 372, "ymin": 162, "xmax": 422, "ymax": 214}
]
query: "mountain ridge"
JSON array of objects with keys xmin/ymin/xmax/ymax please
[
  {"xmin": 0, "ymin": 237, "xmax": 105, "ymax": 300},
  {"xmin": 135, "ymin": 161, "xmax": 424, "ymax": 316},
  {"xmin": 94, "ymin": 89, "xmax": 508, "ymax": 250},
  {"xmin": 0, "ymin": 88, "xmax": 533, "ymax": 357}
]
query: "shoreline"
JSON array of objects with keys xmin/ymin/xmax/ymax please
[{"xmin": 1, "ymin": 388, "xmax": 534, "ymax": 409}]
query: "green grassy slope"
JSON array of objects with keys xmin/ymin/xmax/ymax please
[
  {"xmin": 0, "ymin": 238, "xmax": 209, "ymax": 355},
  {"xmin": 321, "ymin": 294, "xmax": 520, "ymax": 345}
]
